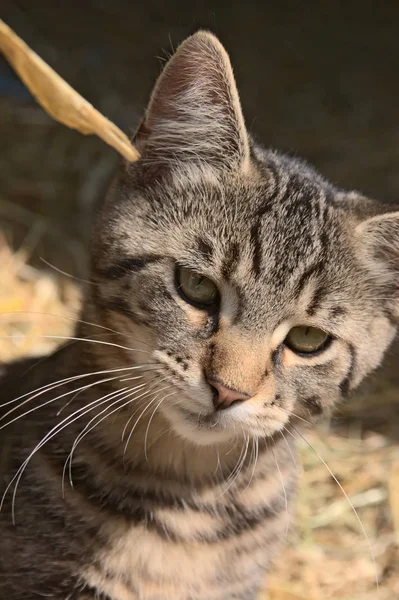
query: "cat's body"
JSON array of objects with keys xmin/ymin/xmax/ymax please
[{"xmin": 0, "ymin": 31, "xmax": 398, "ymax": 600}]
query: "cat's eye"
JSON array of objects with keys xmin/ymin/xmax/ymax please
[
  {"xmin": 284, "ymin": 326, "xmax": 330, "ymax": 355},
  {"xmin": 176, "ymin": 266, "xmax": 219, "ymax": 308}
]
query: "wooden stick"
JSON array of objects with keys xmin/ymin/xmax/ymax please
[{"xmin": 0, "ymin": 19, "xmax": 140, "ymax": 162}]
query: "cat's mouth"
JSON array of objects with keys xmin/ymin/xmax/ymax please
[
  {"xmin": 177, "ymin": 405, "xmax": 219, "ymax": 428},
  {"xmin": 158, "ymin": 396, "xmax": 238, "ymax": 444},
  {"xmin": 158, "ymin": 394, "xmax": 286, "ymax": 446}
]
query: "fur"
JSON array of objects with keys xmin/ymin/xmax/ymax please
[{"xmin": 0, "ymin": 31, "xmax": 398, "ymax": 600}]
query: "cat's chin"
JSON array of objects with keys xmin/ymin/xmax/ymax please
[
  {"xmin": 159, "ymin": 401, "xmax": 284, "ymax": 447},
  {"xmin": 159, "ymin": 402, "xmax": 237, "ymax": 446}
]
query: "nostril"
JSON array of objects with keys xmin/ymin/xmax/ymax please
[
  {"xmin": 206, "ymin": 374, "xmax": 251, "ymax": 410},
  {"xmin": 210, "ymin": 386, "xmax": 231, "ymax": 411}
]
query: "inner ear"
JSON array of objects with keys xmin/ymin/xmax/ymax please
[
  {"xmin": 356, "ymin": 210, "xmax": 399, "ymax": 321},
  {"xmin": 134, "ymin": 31, "xmax": 250, "ymax": 174}
]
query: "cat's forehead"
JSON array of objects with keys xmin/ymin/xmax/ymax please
[
  {"xmin": 161, "ymin": 156, "xmax": 339, "ymax": 265},
  {"xmin": 112, "ymin": 153, "xmax": 354, "ymax": 318},
  {"xmin": 142, "ymin": 158, "xmax": 353, "ymax": 321}
]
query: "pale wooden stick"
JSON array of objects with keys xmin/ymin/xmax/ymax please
[{"xmin": 0, "ymin": 19, "xmax": 140, "ymax": 162}]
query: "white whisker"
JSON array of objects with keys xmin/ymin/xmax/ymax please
[
  {"xmin": 280, "ymin": 430, "xmax": 298, "ymax": 470},
  {"xmin": 272, "ymin": 446, "xmax": 289, "ymax": 539},
  {"xmin": 0, "ymin": 310, "xmax": 153, "ymax": 348},
  {"xmin": 144, "ymin": 390, "xmax": 175, "ymax": 461},
  {"xmin": 1, "ymin": 387, "xmax": 140, "ymax": 522},
  {"xmin": 0, "ymin": 334, "xmax": 151, "ymax": 354},
  {"xmin": 0, "ymin": 373, "xmax": 133, "ymax": 430},
  {"xmin": 242, "ymin": 437, "xmax": 259, "ymax": 494},
  {"xmin": 123, "ymin": 383, "xmax": 171, "ymax": 456},
  {"xmin": 63, "ymin": 382, "xmax": 148, "ymax": 492},
  {"xmin": 0, "ymin": 363, "xmax": 159, "ymax": 410},
  {"xmin": 120, "ymin": 377, "xmax": 168, "ymax": 442},
  {"xmin": 289, "ymin": 425, "xmax": 379, "ymax": 589},
  {"xmin": 218, "ymin": 430, "xmax": 249, "ymax": 499}
]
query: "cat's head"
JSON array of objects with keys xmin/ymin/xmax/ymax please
[{"xmin": 90, "ymin": 31, "xmax": 398, "ymax": 446}]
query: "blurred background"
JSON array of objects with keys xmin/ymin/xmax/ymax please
[{"xmin": 1, "ymin": 1, "xmax": 398, "ymax": 598}]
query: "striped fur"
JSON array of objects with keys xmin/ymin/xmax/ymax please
[{"xmin": 1, "ymin": 31, "xmax": 398, "ymax": 600}]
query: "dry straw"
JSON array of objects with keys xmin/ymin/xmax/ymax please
[{"xmin": 0, "ymin": 19, "xmax": 140, "ymax": 162}]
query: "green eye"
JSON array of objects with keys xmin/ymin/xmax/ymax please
[
  {"xmin": 284, "ymin": 326, "xmax": 330, "ymax": 354},
  {"xmin": 177, "ymin": 266, "xmax": 219, "ymax": 308}
]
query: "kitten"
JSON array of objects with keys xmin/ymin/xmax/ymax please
[{"xmin": 0, "ymin": 30, "xmax": 398, "ymax": 600}]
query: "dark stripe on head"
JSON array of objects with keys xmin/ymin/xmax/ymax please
[
  {"xmin": 195, "ymin": 236, "xmax": 214, "ymax": 262},
  {"xmin": 294, "ymin": 261, "xmax": 324, "ymax": 300},
  {"xmin": 232, "ymin": 284, "xmax": 245, "ymax": 325},
  {"xmin": 339, "ymin": 343, "xmax": 357, "ymax": 397},
  {"xmin": 250, "ymin": 222, "xmax": 262, "ymax": 278},
  {"xmin": 319, "ymin": 230, "xmax": 330, "ymax": 254},
  {"xmin": 96, "ymin": 254, "xmax": 164, "ymax": 279},
  {"xmin": 330, "ymin": 305, "xmax": 347, "ymax": 319},
  {"xmin": 250, "ymin": 201, "xmax": 274, "ymax": 278},
  {"xmin": 221, "ymin": 242, "xmax": 240, "ymax": 280},
  {"xmin": 306, "ymin": 285, "xmax": 326, "ymax": 316}
]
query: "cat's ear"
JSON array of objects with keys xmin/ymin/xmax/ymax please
[
  {"xmin": 134, "ymin": 31, "xmax": 250, "ymax": 175},
  {"xmin": 356, "ymin": 211, "xmax": 399, "ymax": 321}
]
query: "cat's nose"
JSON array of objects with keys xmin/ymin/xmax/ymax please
[{"xmin": 206, "ymin": 374, "xmax": 251, "ymax": 410}]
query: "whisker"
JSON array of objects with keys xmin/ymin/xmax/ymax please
[
  {"xmin": 288, "ymin": 425, "xmax": 379, "ymax": 589},
  {"xmin": 272, "ymin": 446, "xmax": 289, "ymax": 539},
  {"xmin": 123, "ymin": 383, "xmax": 171, "ymax": 456},
  {"xmin": 218, "ymin": 430, "xmax": 249, "ymax": 499},
  {"xmin": 280, "ymin": 430, "xmax": 298, "ymax": 470},
  {"xmin": 230, "ymin": 432, "xmax": 250, "ymax": 493},
  {"xmin": 0, "ymin": 374, "xmax": 133, "ymax": 430},
  {"xmin": 144, "ymin": 390, "xmax": 175, "ymax": 461},
  {"xmin": 242, "ymin": 437, "xmax": 259, "ymax": 494},
  {"xmin": 0, "ymin": 334, "xmax": 152, "ymax": 355},
  {"xmin": 0, "ymin": 363, "xmax": 161, "ymax": 428},
  {"xmin": 1, "ymin": 386, "xmax": 141, "ymax": 522},
  {"xmin": 63, "ymin": 382, "xmax": 148, "ymax": 492},
  {"xmin": 278, "ymin": 406, "xmax": 312, "ymax": 426},
  {"xmin": 64, "ymin": 382, "xmax": 168, "ymax": 483},
  {"xmin": 0, "ymin": 363, "xmax": 160, "ymax": 411},
  {"xmin": 56, "ymin": 376, "xmax": 144, "ymax": 417},
  {"xmin": 39, "ymin": 257, "xmax": 94, "ymax": 285},
  {"xmin": 120, "ymin": 377, "xmax": 168, "ymax": 442},
  {"xmin": 225, "ymin": 433, "xmax": 246, "ymax": 483},
  {"xmin": 64, "ymin": 386, "xmax": 134, "ymax": 493},
  {"xmin": 0, "ymin": 310, "xmax": 153, "ymax": 348},
  {"xmin": 144, "ymin": 424, "xmax": 172, "ymax": 453}
]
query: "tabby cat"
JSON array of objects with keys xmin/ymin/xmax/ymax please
[{"xmin": 0, "ymin": 31, "xmax": 398, "ymax": 600}]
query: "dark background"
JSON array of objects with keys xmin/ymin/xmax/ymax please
[{"xmin": 1, "ymin": 0, "xmax": 398, "ymax": 431}]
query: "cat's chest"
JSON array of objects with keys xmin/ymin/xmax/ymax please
[{"xmin": 80, "ymin": 474, "xmax": 291, "ymax": 600}]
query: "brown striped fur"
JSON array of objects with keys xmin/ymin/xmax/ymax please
[{"xmin": 0, "ymin": 31, "xmax": 398, "ymax": 599}]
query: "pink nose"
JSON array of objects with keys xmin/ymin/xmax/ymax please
[{"xmin": 206, "ymin": 375, "xmax": 251, "ymax": 410}]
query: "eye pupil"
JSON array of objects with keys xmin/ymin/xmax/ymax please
[{"xmin": 176, "ymin": 266, "xmax": 219, "ymax": 308}]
